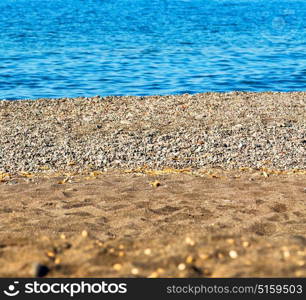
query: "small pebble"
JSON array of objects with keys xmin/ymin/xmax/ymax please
[
  {"xmin": 46, "ymin": 251, "xmax": 55, "ymax": 258},
  {"xmin": 242, "ymin": 241, "xmax": 250, "ymax": 248},
  {"xmin": 81, "ymin": 230, "xmax": 88, "ymax": 237},
  {"xmin": 144, "ymin": 248, "xmax": 152, "ymax": 255},
  {"xmin": 185, "ymin": 237, "xmax": 195, "ymax": 246},
  {"xmin": 178, "ymin": 263, "xmax": 186, "ymax": 271},
  {"xmin": 148, "ymin": 271, "xmax": 159, "ymax": 278},
  {"xmin": 186, "ymin": 256, "xmax": 193, "ymax": 264},
  {"xmin": 113, "ymin": 264, "xmax": 122, "ymax": 271},
  {"xmin": 131, "ymin": 268, "xmax": 139, "ymax": 275},
  {"xmin": 229, "ymin": 250, "xmax": 238, "ymax": 259},
  {"xmin": 226, "ymin": 238, "xmax": 235, "ymax": 245},
  {"xmin": 54, "ymin": 258, "xmax": 61, "ymax": 265},
  {"xmin": 282, "ymin": 249, "xmax": 290, "ymax": 259}
]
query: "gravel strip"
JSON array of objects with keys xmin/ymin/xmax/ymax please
[{"xmin": 0, "ymin": 92, "xmax": 305, "ymax": 173}]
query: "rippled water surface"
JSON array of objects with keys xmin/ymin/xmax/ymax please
[{"xmin": 1, "ymin": 0, "xmax": 306, "ymax": 99}]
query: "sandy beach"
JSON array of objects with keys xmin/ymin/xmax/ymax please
[{"xmin": 0, "ymin": 92, "xmax": 305, "ymax": 277}]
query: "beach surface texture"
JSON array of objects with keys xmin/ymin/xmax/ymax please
[{"xmin": 0, "ymin": 92, "xmax": 305, "ymax": 277}]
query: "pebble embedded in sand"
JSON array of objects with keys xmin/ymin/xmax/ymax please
[
  {"xmin": 229, "ymin": 250, "xmax": 238, "ymax": 259},
  {"xmin": 242, "ymin": 241, "xmax": 250, "ymax": 248},
  {"xmin": 296, "ymin": 260, "xmax": 305, "ymax": 267},
  {"xmin": 282, "ymin": 248, "xmax": 290, "ymax": 259},
  {"xmin": 295, "ymin": 271, "xmax": 304, "ymax": 277},
  {"xmin": 226, "ymin": 238, "xmax": 235, "ymax": 245},
  {"xmin": 144, "ymin": 248, "xmax": 152, "ymax": 255},
  {"xmin": 185, "ymin": 237, "xmax": 195, "ymax": 246},
  {"xmin": 199, "ymin": 253, "xmax": 209, "ymax": 260},
  {"xmin": 81, "ymin": 230, "xmax": 88, "ymax": 237},
  {"xmin": 148, "ymin": 271, "xmax": 159, "ymax": 278},
  {"xmin": 131, "ymin": 268, "xmax": 139, "ymax": 275},
  {"xmin": 118, "ymin": 251, "xmax": 125, "ymax": 257},
  {"xmin": 185, "ymin": 256, "xmax": 193, "ymax": 264},
  {"xmin": 46, "ymin": 251, "xmax": 55, "ymax": 259},
  {"xmin": 113, "ymin": 264, "xmax": 122, "ymax": 271},
  {"xmin": 54, "ymin": 258, "xmax": 61, "ymax": 265}
]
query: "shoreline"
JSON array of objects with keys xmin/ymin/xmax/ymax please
[
  {"xmin": 0, "ymin": 92, "xmax": 305, "ymax": 173},
  {"xmin": 2, "ymin": 90, "xmax": 306, "ymax": 103}
]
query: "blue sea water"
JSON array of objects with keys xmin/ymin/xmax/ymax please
[{"xmin": 0, "ymin": 0, "xmax": 306, "ymax": 100}]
